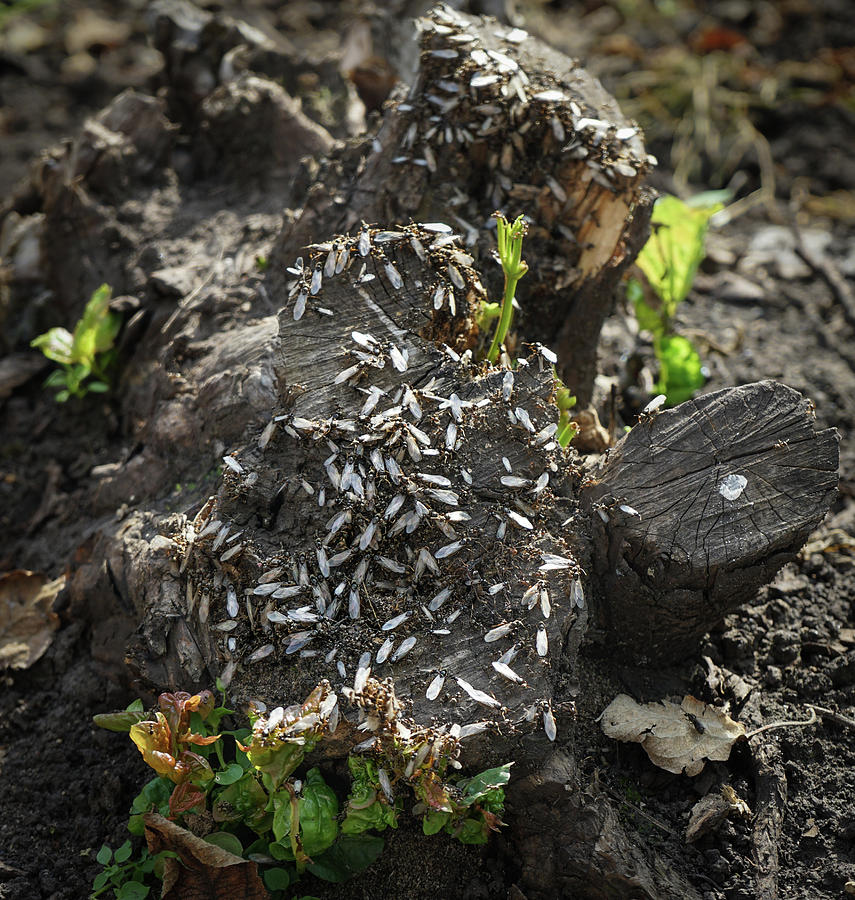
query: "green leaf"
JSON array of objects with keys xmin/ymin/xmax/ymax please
[
  {"xmin": 262, "ymin": 867, "xmax": 291, "ymax": 891},
  {"xmin": 654, "ymin": 334, "xmax": 705, "ymax": 405},
  {"xmin": 627, "ymin": 292, "xmax": 666, "ymax": 337},
  {"xmin": 127, "ymin": 815, "xmax": 146, "ymax": 837},
  {"xmin": 342, "ymin": 757, "xmax": 398, "ymax": 835},
  {"xmin": 636, "ymin": 194, "xmax": 722, "ymax": 319},
  {"xmin": 213, "ymin": 774, "xmax": 270, "ymax": 831},
  {"xmin": 113, "ymin": 841, "xmax": 133, "ymax": 863},
  {"xmin": 203, "ymin": 832, "xmax": 244, "ymax": 857},
  {"xmin": 87, "ymin": 380, "xmax": 109, "ymax": 393},
  {"xmin": 297, "ymin": 769, "xmax": 339, "ymax": 856},
  {"xmin": 245, "ymin": 738, "xmax": 307, "ymax": 791},
  {"xmin": 92, "ymin": 870, "xmax": 111, "ymax": 891},
  {"xmin": 127, "ymin": 699, "xmax": 145, "ymax": 714},
  {"xmin": 268, "ymin": 841, "xmax": 293, "ymax": 862},
  {"xmin": 132, "ymin": 777, "xmax": 173, "ymax": 814},
  {"xmin": 93, "ymin": 710, "xmax": 148, "ymax": 732},
  {"xmin": 215, "ymin": 763, "xmax": 245, "ymax": 785},
  {"xmin": 460, "ymin": 764, "xmax": 512, "ymax": 806},
  {"xmin": 31, "ymin": 327, "xmax": 74, "ymax": 364},
  {"xmin": 55, "ymin": 389, "xmax": 70, "ymax": 403},
  {"xmin": 43, "ymin": 369, "xmax": 68, "ymax": 388},
  {"xmin": 422, "ymin": 810, "xmax": 450, "ymax": 836},
  {"xmin": 307, "ymin": 834, "xmax": 384, "ymax": 883},
  {"xmin": 207, "ymin": 706, "xmax": 234, "ymax": 732},
  {"xmin": 95, "ymin": 845, "xmax": 113, "ymax": 866},
  {"xmin": 72, "ymin": 284, "xmax": 113, "ymax": 362},
  {"xmin": 117, "ymin": 882, "xmax": 149, "ymax": 900},
  {"xmin": 453, "ymin": 817, "xmax": 490, "ymax": 845}
]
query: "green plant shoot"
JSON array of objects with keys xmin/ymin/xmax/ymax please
[
  {"xmin": 554, "ymin": 382, "xmax": 578, "ymax": 448},
  {"xmin": 487, "ymin": 213, "xmax": 528, "ymax": 364},
  {"xmin": 30, "ymin": 283, "xmax": 120, "ymax": 402},
  {"xmin": 630, "ymin": 194, "xmax": 722, "ymax": 405}
]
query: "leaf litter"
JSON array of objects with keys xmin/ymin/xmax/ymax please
[{"xmin": 599, "ymin": 694, "xmax": 746, "ymax": 776}]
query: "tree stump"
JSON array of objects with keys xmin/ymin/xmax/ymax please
[
  {"xmin": 581, "ymin": 381, "xmax": 839, "ymax": 660},
  {"xmin": 3, "ymin": 3, "xmax": 839, "ymax": 898}
]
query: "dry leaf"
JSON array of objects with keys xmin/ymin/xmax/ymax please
[
  {"xmin": 686, "ymin": 785, "xmax": 752, "ymax": 842},
  {"xmin": 144, "ymin": 812, "xmax": 267, "ymax": 900},
  {"xmin": 0, "ymin": 571, "xmax": 64, "ymax": 669},
  {"xmin": 600, "ymin": 694, "xmax": 746, "ymax": 776}
]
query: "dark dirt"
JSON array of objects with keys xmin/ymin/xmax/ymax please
[{"xmin": 1, "ymin": 1, "xmax": 854, "ymax": 899}]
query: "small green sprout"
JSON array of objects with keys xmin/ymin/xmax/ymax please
[
  {"xmin": 554, "ymin": 382, "xmax": 578, "ymax": 448},
  {"xmin": 628, "ymin": 193, "xmax": 723, "ymax": 405},
  {"xmin": 487, "ymin": 212, "xmax": 528, "ymax": 364},
  {"xmin": 30, "ymin": 283, "xmax": 120, "ymax": 402},
  {"xmin": 90, "ymin": 842, "xmax": 176, "ymax": 899}
]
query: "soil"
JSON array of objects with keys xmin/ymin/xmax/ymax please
[{"xmin": 1, "ymin": 1, "xmax": 854, "ymax": 899}]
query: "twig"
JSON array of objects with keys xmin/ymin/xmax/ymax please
[
  {"xmin": 745, "ymin": 707, "xmax": 816, "ymax": 739},
  {"xmin": 805, "ymin": 705, "xmax": 855, "ymax": 730}
]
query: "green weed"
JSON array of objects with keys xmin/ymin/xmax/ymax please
[
  {"xmin": 94, "ymin": 679, "xmax": 510, "ymax": 898},
  {"xmin": 30, "ymin": 283, "xmax": 120, "ymax": 402},
  {"xmin": 628, "ymin": 193, "xmax": 724, "ymax": 405}
]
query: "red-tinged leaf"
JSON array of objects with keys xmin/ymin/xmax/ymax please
[
  {"xmin": 180, "ymin": 751, "xmax": 215, "ymax": 785},
  {"xmin": 169, "ymin": 782, "xmax": 207, "ymax": 817},
  {"xmin": 144, "ymin": 812, "xmax": 268, "ymax": 900},
  {"xmin": 416, "ymin": 773, "xmax": 453, "ymax": 813},
  {"xmin": 691, "ymin": 26, "xmax": 748, "ymax": 54},
  {"xmin": 185, "ymin": 733, "xmax": 221, "ymax": 747},
  {"xmin": 481, "ymin": 809, "xmax": 504, "ymax": 833},
  {"xmin": 160, "ymin": 692, "xmax": 194, "ymax": 736}
]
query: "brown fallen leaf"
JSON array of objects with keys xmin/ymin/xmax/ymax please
[
  {"xmin": 144, "ymin": 812, "xmax": 267, "ymax": 900},
  {"xmin": 600, "ymin": 694, "xmax": 746, "ymax": 776},
  {"xmin": 0, "ymin": 570, "xmax": 64, "ymax": 669},
  {"xmin": 686, "ymin": 785, "xmax": 752, "ymax": 843}
]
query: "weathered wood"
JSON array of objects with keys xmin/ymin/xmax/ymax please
[
  {"xmin": 751, "ymin": 740, "xmax": 787, "ymax": 900},
  {"xmin": 271, "ymin": 4, "xmax": 654, "ymax": 406},
  {"xmin": 580, "ymin": 381, "xmax": 838, "ymax": 659},
  {"xmin": 153, "ymin": 222, "xmax": 590, "ymax": 773},
  {"xmin": 509, "ymin": 752, "xmax": 703, "ymax": 900}
]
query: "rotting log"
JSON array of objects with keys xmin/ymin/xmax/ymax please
[
  {"xmin": 580, "ymin": 381, "xmax": 838, "ymax": 660},
  {"xmin": 271, "ymin": 3, "xmax": 655, "ymax": 407}
]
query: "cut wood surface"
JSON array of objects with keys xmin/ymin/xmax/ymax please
[{"xmin": 581, "ymin": 381, "xmax": 838, "ymax": 659}]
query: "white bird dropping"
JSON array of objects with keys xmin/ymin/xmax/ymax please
[{"xmin": 719, "ymin": 473, "xmax": 747, "ymax": 501}]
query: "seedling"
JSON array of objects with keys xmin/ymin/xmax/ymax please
[
  {"xmin": 30, "ymin": 283, "xmax": 120, "ymax": 401},
  {"xmin": 627, "ymin": 193, "xmax": 723, "ymax": 405},
  {"xmin": 94, "ymin": 679, "xmax": 510, "ymax": 897},
  {"xmin": 90, "ymin": 842, "xmax": 176, "ymax": 899},
  {"xmin": 486, "ymin": 212, "xmax": 528, "ymax": 365},
  {"xmin": 483, "ymin": 213, "xmax": 578, "ymax": 445}
]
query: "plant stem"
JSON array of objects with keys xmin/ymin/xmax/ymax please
[
  {"xmin": 487, "ymin": 213, "xmax": 528, "ymax": 365},
  {"xmin": 487, "ymin": 272, "xmax": 519, "ymax": 364}
]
